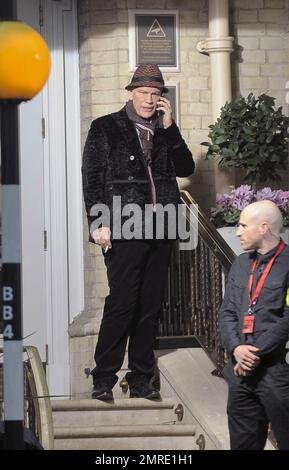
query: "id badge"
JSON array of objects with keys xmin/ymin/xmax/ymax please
[{"xmin": 242, "ymin": 314, "xmax": 255, "ymax": 334}]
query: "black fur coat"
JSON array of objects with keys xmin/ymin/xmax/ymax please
[{"xmin": 82, "ymin": 107, "xmax": 194, "ymax": 241}]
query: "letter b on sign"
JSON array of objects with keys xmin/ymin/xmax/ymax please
[{"xmin": 3, "ymin": 286, "xmax": 13, "ymax": 301}]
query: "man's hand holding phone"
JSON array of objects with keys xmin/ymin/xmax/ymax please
[{"xmin": 156, "ymin": 96, "xmax": 173, "ymax": 129}]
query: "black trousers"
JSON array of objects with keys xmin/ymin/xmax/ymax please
[
  {"xmin": 92, "ymin": 240, "xmax": 173, "ymax": 385},
  {"xmin": 227, "ymin": 360, "xmax": 289, "ymax": 450}
]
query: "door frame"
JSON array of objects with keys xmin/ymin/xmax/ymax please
[{"xmin": 41, "ymin": 0, "xmax": 83, "ymax": 395}]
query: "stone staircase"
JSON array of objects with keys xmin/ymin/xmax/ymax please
[
  {"xmin": 52, "ymin": 397, "xmax": 197, "ymax": 450},
  {"xmin": 65, "ymin": 344, "xmax": 232, "ymax": 450},
  {"xmin": 52, "ymin": 347, "xmax": 276, "ymax": 451}
]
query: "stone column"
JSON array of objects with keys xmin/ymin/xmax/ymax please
[{"xmin": 197, "ymin": 0, "xmax": 234, "ymax": 193}]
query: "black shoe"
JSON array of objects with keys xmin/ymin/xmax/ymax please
[
  {"xmin": 91, "ymin": 381, "xmax": 113, "ymax": 401},
  {"xmin": 129, "ymin": 376, "xmax": 160, "ymax": 399}
]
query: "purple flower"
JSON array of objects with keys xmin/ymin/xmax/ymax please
[
  {"xmin": 215, "ymin": 185, "xmax": 254, "ymax": 211},
  {"xmin": 256, "ymin": 188, "xmax": 289, "ymax": 210},
  {"xmin": 211, "ymin": 185, "xmax": 289, "ymax": 227},
  {"xmin": 255, "ymin": 187, "xmax": 276, "ymax": 201},
  {"xmin": 215, "ymin": 192, "xmax": 233, "ymax": 210},
  {"xmin": 230, "ymin": 185, "xmax": 254, "ymax": 210}
]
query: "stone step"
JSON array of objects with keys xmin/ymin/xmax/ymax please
[
  {"xmin": 52, "ymin": 398, "xmax": 174, "ymax": 411},
  {"xmin": 74, "ymin": 369, "xmax": 131, "ymax": 400},
  {"xmin": 52, "ymin": 398, "xmax": 177, "ymax": 427},
  {"xmin": 72, "ymin": 388, "xmax": 129, "ymax": 400},
  {"xmin": 54, "ymin": 435, "xmax": 197, "ymax": 450},
  {"xmin": 54, "ymin": 424, "xmax": 196, "ymax": 450}
]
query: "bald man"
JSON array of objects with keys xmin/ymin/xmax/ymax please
[{"xmin": 219, "ymin": 200, "xmax": 289, "ymax": 450}]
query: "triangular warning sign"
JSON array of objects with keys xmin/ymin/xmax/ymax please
[{"xmin": 147, "ymin": 19, "xmax": 166, "ymax": 38}]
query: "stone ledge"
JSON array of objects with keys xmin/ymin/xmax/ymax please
[
  {"xmin": 68, "ymin": 307, "xmax": 104, "ymax": 337},
  {"xmin": 157, "ymin": 349, "xmax": 230, "ymax": 449}
]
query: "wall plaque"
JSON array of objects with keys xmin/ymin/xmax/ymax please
[{"xmin": 129, "ymin": 10, "xmax": 179, "ymax": 72}]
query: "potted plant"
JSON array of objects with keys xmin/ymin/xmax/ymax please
[
  {"xmin": 202, "ymin": 93, "xmax": 289, "ymax": 187},
  {"xmin": 202, "ymin": 92, "xmax": 289, "ymax": 253},
  {"xmin": 211, "ymin": 185, "xmax": 289, "ymax": 254}
]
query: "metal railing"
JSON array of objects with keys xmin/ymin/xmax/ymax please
[
  {"xmin": 157, "ymin": 190, "xmax": 236, "ymax": 374},
  {"xmin": 0, "ymin": 345, "xmax": 54, "ymax": 449}
]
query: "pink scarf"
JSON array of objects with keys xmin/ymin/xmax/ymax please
[{"xmin": 126, "ymin": 101, "xmax": 158, "ymax": 208}]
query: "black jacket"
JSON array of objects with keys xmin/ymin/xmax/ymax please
[
  {"xmin": 219, "ymin": 243, "xmax": 289, "ymax": 360},
  {"xmin": 82, "ymin": 107, "xmax": 194, "ymax": 241}
]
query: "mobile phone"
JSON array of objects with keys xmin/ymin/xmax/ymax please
[{"xmin": 157, "ymin": 109, "xmax": 164, "ymax": 127}]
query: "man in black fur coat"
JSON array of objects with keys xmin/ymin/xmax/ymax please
[{"xmin": 82, "ymin": 64, "xmax": 195, "ymax": 400}]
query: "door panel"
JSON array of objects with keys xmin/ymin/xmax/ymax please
[{"xmin": 17, "ymin": 0, "xmax": 47, "ymax": 360}]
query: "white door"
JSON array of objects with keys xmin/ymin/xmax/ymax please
[
  {"xmin": 18, "ymin": 0, "xmax": 83, "ymax": 396},
  {"xmin": 17, "ymin": 0, "xmax": 47, "ymax": 361}
]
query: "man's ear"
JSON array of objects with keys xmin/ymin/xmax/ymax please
[{"xmin": 260, "ymin": 222, "xmax": 269, "ymax": 235}]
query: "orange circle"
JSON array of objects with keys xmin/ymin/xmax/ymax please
[{"xmin": 0, "ymin": 21, "xmax": 51, "ymax": 100}]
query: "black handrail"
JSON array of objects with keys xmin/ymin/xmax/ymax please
[{"xmin": 157, "ymin": 190, "xmax": 236, "ymax": 374}]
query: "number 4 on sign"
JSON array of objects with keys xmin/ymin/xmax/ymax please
[{"xmin": 3, "ymin": 324, "xmax": 14, "ymax": 340}]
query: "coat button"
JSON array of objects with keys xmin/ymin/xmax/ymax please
[
  {"xmin": 128, "ymin": 176, "xmax": 134, "ymax": 180},
  {"xmin": 129, "ymin": 155, "xmax": 135, "ymax": 161}
]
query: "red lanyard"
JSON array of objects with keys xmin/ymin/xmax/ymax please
[{"xmin": 248, "ymin": 241, "xmax": 285, "ymax": 307}]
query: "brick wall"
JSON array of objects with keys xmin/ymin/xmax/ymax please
[
  {"xmin": 232, "ymin": 0, "xmax": 288, "ymax": 110},
  {"xmin": 231, "ymin": 0, "xmax": 289, "ymax": 188},
  {"xmin": 78, "ymin": 0, "xmax": 289, "ymax": 322}
]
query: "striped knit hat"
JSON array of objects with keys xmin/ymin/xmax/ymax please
[{"xmin": 125, "ymin": 64, "xmax": 168, "ymax": 93}]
